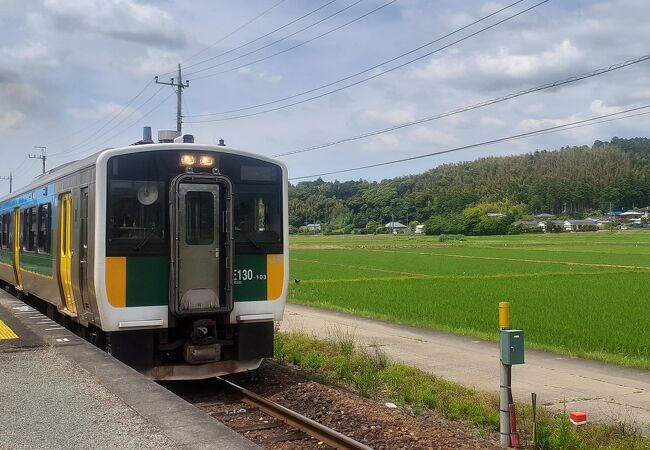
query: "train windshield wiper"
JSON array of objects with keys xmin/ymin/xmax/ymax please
[
  {"xmin": 133, "ymin": 226, "xmax": 158, "ymax": 251},
  {"xmin": 241, "ymin": 231, "xmax": 262, "ymax": 249}
]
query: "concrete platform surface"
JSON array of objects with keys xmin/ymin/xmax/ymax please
[
  {"xmin": 281, "ymin": 303, "xmax": 650, "ymax": 433},
  {"xmin": 0, "ymin": 291, "xmax": 259, "ymax": 450}
]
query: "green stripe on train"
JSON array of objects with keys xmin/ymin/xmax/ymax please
[
  {"xmin": 234, "ymin": 254, "xmax": 267, "ymax": 302},
  {"xmin": 126, "ymin": 256, "xmax": 169, "ymax": 307},
  {"xmin": 20, "ymin": 252, "xmax": 53, "ymax": 277},
  {"xmin": 0, "ymin": 249, "xmax": 12, "ymax": 266}
]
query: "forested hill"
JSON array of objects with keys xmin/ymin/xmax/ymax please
[{"xmin": 288, "ymin": 137, "xmax": 650, "ymax": 232}]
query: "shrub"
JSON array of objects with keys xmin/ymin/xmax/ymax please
[{"xmin": 438, "ymin": 234, "xmax": 465, "ymax": 242}]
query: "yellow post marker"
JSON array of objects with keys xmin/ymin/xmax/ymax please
[
  {"xmin": 499, "ymin": 301, "xmax": 511, "ymax": 447},
  {"xmin": 499, "ymin": 301, "xmax": 510, "ymax": 330}
]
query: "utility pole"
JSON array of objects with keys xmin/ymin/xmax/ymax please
[
  {"xmin": 155, "ymin": 64, "xmax": 190, "ymax": 133},
  {"xmin": 29, "ymin": 146, "xmax": 47, "ymax": 174},
  {"xmin": 0, "ymin": 172, "xmax": 11, "ymax": 193}
]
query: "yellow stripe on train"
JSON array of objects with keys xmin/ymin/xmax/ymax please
[{"xmin": 267, "ymin": 254, "xmax": 284, "ymax": 301}]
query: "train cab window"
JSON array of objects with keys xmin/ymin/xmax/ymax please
[
  {"xmin": 107, "ymin": 180, "xmax": 166, "ymax": 253},
  {"xmin": 37, "ymin": 204, "xmax": 51, "ymax": 254},
  {"xmin": 185, "ymin": 191, "xmax": 214, "ymax": 245},
  {"xmin": 233, "ymin": 184, "xmax": 282, "ymax": 253}
]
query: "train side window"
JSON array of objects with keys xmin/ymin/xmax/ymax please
[
  {"xmin": 22, "ymin": 208, "xmax": 37, "ymax": 252},
  {"xmin": 1, "ymin": 214, "xmax": 8, "ymax": 249},
  {"xmin": 21, "ymin": 210, "xmax": 28, "ymax": 251},
  {"xmin": 3, "ymin": 214, "xmax": 9, "ymax": 249},
  {"xmin": 0, "ymin": 215, "xmax": 4, "ymax": 249},
  {"xmin": 37, "ymin": 204, "xmax": 51, "ymax": 254}
]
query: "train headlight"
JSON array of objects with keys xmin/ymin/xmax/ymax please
[
  {"xmin": 199, "ymin": 155, "xmax": 214, "ymax": 167},
  {"xmin": 180, "ymin": 154, "xmax": 196, "ymax": 166}
]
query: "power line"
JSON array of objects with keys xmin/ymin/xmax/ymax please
[
  {"xmin": 179, "ymin": 0, "xmax": 289, "ymax": 67},
  {"xmin": 180, "ymin": 0, "xmax": 339, "ymax": 74},
  {"xmin": 187, "ymin": 0, "xmax": 548, "ymax": 121},
  {"xmin": 58, "ymin": 91, "xmax": 176, "ymax": 161},
  {"xmin": 49, "ymin": 85, "xmax": 166, "ymax": 157},
  {"xmin": 185, "ymin": 0, "xmax": 370, "ymax": 78},
  {"xmin": 273, "ymin": 54, "xmax": 650, "ymax": 157},
  {"xmin": 188, "ymin": 0, "xmax": 525, "ymax": 117},
  {"xmin": 46, "ymin": 80, "xmax": 154, "ymax": 147},
  {"xmin": 288, "ymin": 104, "xmax": 650, "ymax": 181}
]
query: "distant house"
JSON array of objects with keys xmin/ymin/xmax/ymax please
[
  {"xmin": 486, "ymin": 212, "xmax": 506, "ymax": 218},
  {"xmin": 536, "ymin": 213, "xmax": 555, "ymax": 219},
  {"xmin": 608, "ymin": 210, "xmax": 623, "ymax": 219},
  {"xmin": 299, "ymin": 223, "xmax": 321, "ymax": 233},
  {"xmin": 385, "ymin": 221, "xmax": 408, "ymax": 233},
  {"xmin": 620, "ymin": 211, "xmax": 643, "ymax": 221},
  {"xmin": 512, "ymin": 220, "xmax": 546, "ymax": 231},
  {"xmin": 414, "ymin": 224, "xmax": 426, "ymax": 234},
  {"xmin": 561, "ymin": 219, "xmax": 598, "ymax": 231}
]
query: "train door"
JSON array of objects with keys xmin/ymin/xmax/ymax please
[
  {"xmin": 79, "ymin": 187, "xmax": 90, "ymax": 310},
  {"xmin": 59, "ymin": 193, "xmax": 77, "ymax": 315},
  {"xmin": 12, "ymin": 208, "xmax": 23, "ymax": 289},
  {"xmin": 170, "ymin": 174, "xmax": 233, "ymax": 316}
]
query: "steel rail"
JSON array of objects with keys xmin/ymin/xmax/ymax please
[{"xmin": 217, "ymin": 377, "xmax": 373, "ymax": 450}]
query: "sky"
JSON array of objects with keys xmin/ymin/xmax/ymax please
[{"xmin": 1, "ymin": 0, "xmax": 649, "ymax": 191}]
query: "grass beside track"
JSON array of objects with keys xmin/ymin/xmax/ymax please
[
  {"xmin": 288, "ymin": 231, "xmax": 650, "ymax": 369},
  {"xmin": 276, "ymin": 331, "xmax": 650, "ymax": 450}
]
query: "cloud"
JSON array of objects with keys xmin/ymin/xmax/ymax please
[
  {"xmin": 357, "ymin": 109, "xmax": 416, "ymax": 127},
  {"xmin": 0, "ymin": 111, "xmax": 26, "ymax": 135},
  {"xmin": 237, "ymin": 67, "xmax": 283, "ymax": 84},
  {"xmin": 0, "ymin": 78, "xmax": 46, "ymax": 136},
  {"xmin": 67, "ymin": 101, "xmax": 142, "ymax": 120},
  {"xmin": 589, "ymin": 99, "xmax": 622, "ymax": 115},
  {"xmin": 37, "ymin": 0, "xmax": 185, "ymax": 48},
  {"xmin": 410, "ymin": 40, "xmax": 582, "ymax": 89},
  {"xmin": 410, "ymin": 127, "xmax": 459, "ymax": 146},
  {"xmin": 131, "ymin": 48, "xmax": 181, "ymax": 78},
  {"xmin": 1, "ymin": 42, "xmax": 59, "ymax": 68}
]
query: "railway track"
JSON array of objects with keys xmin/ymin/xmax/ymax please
[{"xmin": 216, "ymin": 377, "xmax": 372, "ymax": 450}]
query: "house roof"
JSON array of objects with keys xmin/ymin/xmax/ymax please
[
  {"xmin": 621, "ymin": 211, "xmax": 642, "ymax": 216},
  {"xmin": 385, "ymin": 221, "xmax": 407, "ymax": 228},
  {"xmin": 566, "ymin": 219, "xmax": 598, "ymax": 225},
  {"xmin": 513, "ymin": 221, "xmax": 544, "ymax": 227},
  {"xmin": 536, "ymin": 213, "xmax": 555, "ymax": 218}
]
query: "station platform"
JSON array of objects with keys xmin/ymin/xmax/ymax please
[{"xmin": 0, "ymin": 289, "xmax": 259, "ymax": 450}]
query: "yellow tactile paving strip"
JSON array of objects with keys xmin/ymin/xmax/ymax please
[{"xmin": 0, "ymin": 319, "xmax": 18, "ymax": 339}]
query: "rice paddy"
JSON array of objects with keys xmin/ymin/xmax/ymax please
[{"xmin": 288, "ymin": 231, "xmax": 650, "ymax": 369}]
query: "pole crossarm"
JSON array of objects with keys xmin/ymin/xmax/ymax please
[
  {"xmin": 29, "ymin": 146, "xmax": 47, "ymax": 174},
  {"xmin": 155, "ymin": 64, "xmax": 190, "ymax": 133}
]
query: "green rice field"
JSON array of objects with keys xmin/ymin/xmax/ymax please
[{"xmin": 288, "ymin": 231, "xmax": 650, "ymax": 369}]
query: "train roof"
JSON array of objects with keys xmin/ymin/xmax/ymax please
[{"xmin": 0, "ymin": 143, "xmax": 286, "ymax": 204}]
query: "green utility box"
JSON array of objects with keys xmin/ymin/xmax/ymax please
[{"xmin": 500, "ymin": 329, "xmax": 525, "ymax": 365}]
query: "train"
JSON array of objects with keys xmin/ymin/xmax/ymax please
[{"xmin": 0, "ymin": 127, "xmax": 288, "ymax": 380}]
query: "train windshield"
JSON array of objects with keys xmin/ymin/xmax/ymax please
[{"xmin": 106, "ymin": 150, "xmax": 283, "ymax": 256}]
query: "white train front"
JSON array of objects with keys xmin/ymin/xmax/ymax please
[{"xmin": 0, "ymin": 129, "xmax": 289, "ymax": 380}]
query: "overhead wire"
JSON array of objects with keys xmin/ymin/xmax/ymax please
[
  {"xmin": 288, "ymin": 104, "xmax": 650, "ymax": 181},
  {"xmin": 49, "ymin": 85, "xmax": 167, "ymax": 157},
  {"xmin": 45, "ymin": 79, "xmax": 154, "ymax": 148},
  {"xmin": 272, "ymin": 54, "xmax": 650, "ymax": 157},
  {"xmin": 186, "ymin": 0, "xmax": 549, "ymax": 121},
  {"xmin": 185, "ymin": 0, "xmax": 370, "ymax": 78},
  {"xmin": 187, "ymin": 0, "xmax": 525, "ymax": 117},
  {"xmin": 60, "ymin": 90, "xmax": 176, "ymax": 161},
  {"xmin": 181, "ymin": 0, "xmax": 340, "ymax": 74},
  {"xmin": 178, "ymin": 0, "xmax": 289, "ymax": 68}
]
